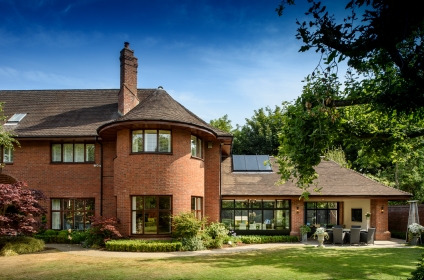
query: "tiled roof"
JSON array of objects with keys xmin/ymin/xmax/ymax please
[
  {"xmin": 0, "ymin": 88, "xmax": 231, "ymax": 138},
  {"xmin": 221, "ymin": 157, "xmax": 411, "ymax": 198},
  {"xmin": 0, "ymin": 89, "xmax": 120, "ymax": 137},
  {"xmin": 114, "ymin": 89, "xmax": 232, "ymax": 137}
]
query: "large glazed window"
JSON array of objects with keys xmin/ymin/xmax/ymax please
[
  {"xmin": 51, "ymin": 198, "xmax": 94, "ymax": 230},
  {"xmin": 132, "ymin": 130, "xmax": 171, "ymax": 153},
  {"xmin": 190, "ymin": 135, "xmax": 203, "ymax": 158},
  {"xmin": 305, "ymin": 202, "xmax": 338, "ymax": 227},
  {"xmin": 221, "ymin": 199, "xmax": 290, "ymax": 232},
  {"xmin": 51, "ymin": 143, "xmax": 95, "ymax": 163},
  {"xmin": 131, "ymin": 196, "xmax": 172, "ymax": 235}
]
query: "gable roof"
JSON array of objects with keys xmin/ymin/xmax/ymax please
[
  {"xmin": 221, "ymin": 157, "xmax": 411, "ymax": 199},
  {"xmin": 0, "ymin": 88, "xmax": 231, "ymax": 138}
]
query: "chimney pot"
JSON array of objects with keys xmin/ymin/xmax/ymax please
[{"xmin": 124, "ymin": 42, "xmax": 130, "ymax": 48}]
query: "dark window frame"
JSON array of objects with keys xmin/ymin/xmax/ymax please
[
  {"xmin": 191, "ymin": 196, "xmax": 203, "ymax": 220},
  {"xmin": 51, "ymin": 198, "xmax": 95, "ymax": 230},
  {"xmin": 351, "ymin": 208, "xmax": 363, "ymax": 222},
  {"xmin": 190, "ymin": 135, "xmax": 203, "ymax": 159},
  {"xmin": 131, "ymin": 195, "xmax": 172, "ymax": 235},
  {"xmin": 51, "ymin": 142, "xmax": 95, "ymax": 163},
  {"xmin": 304, "ymin": 202, "xmax": 339, "ymax": 227},
  {"xmin": 131, "ymin": 129, "xmax": 172, "ymax": 154},
  {"xmin": 220, "ymin": 199, "xmax": 291, "ymax": 233},
  {"xmin": 1, "ymin": 146, "xmax": 13, "ymax": 164}
]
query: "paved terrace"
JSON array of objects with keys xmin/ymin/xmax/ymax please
[{"xmin": 47, "ymin": 238, "xmax": 409, "ymax": 259}]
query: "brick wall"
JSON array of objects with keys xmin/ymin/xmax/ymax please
[
  {"xmin": 204, "ymin": 140, "xmax": 221, "ymax": 222},
  {"xmin": 2, "ymin": 140, "xmax": 102, "ymax": 228},
  {"xmin": 290, "ymin": 198, "xmax": 303, "ymax": 237},
  {"xmin": 371, "ymin": 199, "xmax": 390, "ymax": 240},
  {"xmin": 113, "ymin": 128, "xmax": 208, "ymax": 235},
  {"xmin": 388, "ymin": 204, "xmax": 424, "ymax": 233}
]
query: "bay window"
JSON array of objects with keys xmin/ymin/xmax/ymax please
[{"xmin": 132, "ymin": 130, "xmax": 171, "ymax": 153}]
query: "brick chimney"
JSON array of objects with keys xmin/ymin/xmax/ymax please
[{"xmin": 118, "ymin": 42, "xmax": 139, "ymax": 115}]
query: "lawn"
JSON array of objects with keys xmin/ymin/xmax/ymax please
[{"xmin": 0, "ymin": 246, "xmax": 423, "ymax": 280}]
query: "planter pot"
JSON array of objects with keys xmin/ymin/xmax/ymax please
[
  {"xmin": 317, "ymin": 234, "xmax": 325, "ymax": 248},
  {"xmin": 302, "ymin": 233, "xmax": 308, "ymax": 242},
  {"xmin": 410, "ymin": 236, "xmax": 420, "ymax": 246}
]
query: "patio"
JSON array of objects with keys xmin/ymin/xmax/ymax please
[{"xmin": 302, "ymin": 237, "xmax": 408, "ymax": 248}]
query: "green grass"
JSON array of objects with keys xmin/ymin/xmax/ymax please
[{"xmin": 0, "ymin": 246, "xmax": 423, "ymax": 279}]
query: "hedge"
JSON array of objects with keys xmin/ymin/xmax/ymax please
[
  {"xmin": 106, "ymin": 240, "xmax": 182, "ymax": 252},
  {"xmin": 238, "ymin": 235, "xmax": 299, "ymax": 244}
]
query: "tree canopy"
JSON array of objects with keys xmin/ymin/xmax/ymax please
[
  {"xmin": 209, "ymin": 114, "xmax": 233, "ymax": 133},
  {"xmin": 276, "ymin": 0, "xmax": 424, "ymax": 197}
]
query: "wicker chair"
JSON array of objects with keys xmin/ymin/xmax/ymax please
[{"xmin": 332, "ymin": 227, "xmax": 346, "ymax": 245}]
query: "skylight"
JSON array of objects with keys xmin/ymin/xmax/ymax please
[
  {"xmin": 232, "ymin": 155, "xmax": 272, "ymax": 172},
  {"xmin": 5, "ymin": 113, "xmax": 27, "ymax": 125}
]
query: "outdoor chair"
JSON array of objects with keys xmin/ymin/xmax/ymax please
[
  {"xmin": 351, "ymin": 225, "xmax": 361, "ymax": 229},
  {"xmin": 332, "ymin": 227, "xmax": 346, "ymax": 245},
  {"xmin": 360, "ymin": 228, "xmax": 375, "ymax": 245},
  {"xmin": 249, "ymin": 224, "xmax": 257, "ymax": 230},
  {"xmin": 333, "ymin": 225, "xmax": 343, "ymax": 228},
  {"xmin": 263, "ymin": 223, "xmax": 267, "ymax": 230},
  {"xmin": 239, "ymin": 223, "xmax": 246, "ymax": 230},
  {"xmin": 347, "ymin": 228, "xmax": 361, "ymax": 245}
]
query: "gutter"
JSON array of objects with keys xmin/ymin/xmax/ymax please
[{"xmin": 95, "ymin": 136, "xmax": 104, "ymax": 216}]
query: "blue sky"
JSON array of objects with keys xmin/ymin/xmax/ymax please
[{"xmin": 0, "ymin": 0, "xmax": 345, "ymax": 126}]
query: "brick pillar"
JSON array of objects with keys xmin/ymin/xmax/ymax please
[
  {"xmin": 118, "ymin": 42, "xmax": 139, "ymax": 115},
  {"xmin": 290, "ymin": 199, "xmax": 304, "ymax": 237},
  {"xmin": 204, "ymin": 140, "xmax": 221, "ymax": 222},
  {"xmin": 371, "ymin": 199, "xmax": 391, "ymax": 240}
]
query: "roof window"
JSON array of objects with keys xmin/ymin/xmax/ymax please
[
  {"xmin": 5, "ymin": 113, "xmax": 27, "ymax": 125},
  {"xmin": 232, "ymin": 155, "xmax": 272, "ymax": 172}
]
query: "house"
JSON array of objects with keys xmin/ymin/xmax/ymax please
[{"xmin": 0, "ymin": 43, "xmax": 410, "ymax": 240}]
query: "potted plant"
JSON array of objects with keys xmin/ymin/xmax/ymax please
[
  {"xmin": 300, "ymin": 225, "xmax": 311, "ymax": 242},
  {"xmin": 365, "ymin": 212, "xmax": 371, "ymax": 230},
  {"xmin": 408, "ymin": 223, "xmax": 424, "ymax": 245},
  {"xmin": 312, "ymin": 227, "xmax": 329, "ymax": 248}
]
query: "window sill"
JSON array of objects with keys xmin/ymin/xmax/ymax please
[
  {"xmin": 190, "ymin": 156, "xmax": 204, "ymax": 161},
  {"xmin": 50, "ymin": 162, "xmax": 95, "ymax": 164},
  {"xmin": 130, "ymin": 152, "xmax": 173, "ymax": 155}
]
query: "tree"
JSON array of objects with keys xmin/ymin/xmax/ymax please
[
  {"xmin": 275, "ymin": 0, "xmax": 424, "ymax": 196},
  {"xmin": 232, "ymin": 106, "xmax": 285, "ymax": 156},
  {"xmin": 0, "ymin": 102, "xmax": 19, "ymax": 165},
  {"xmin": 0, "ymin": 182, "xmax": 47, "ymax": 236},
  {"xmin": 209, "ymin": 114, "xmax": 233, "ymax": 133}
]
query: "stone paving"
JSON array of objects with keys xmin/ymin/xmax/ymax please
[{"xmin": 46, "ymin": 238, "xmax": 408, "ymax": 259}]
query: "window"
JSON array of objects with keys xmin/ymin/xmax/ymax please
[
  {"xmin": 5, "ymin": 113, "xmax": 26, "ymax": 125},
  {"xmin": 51, "ymin": 198, "xmax": 94, "ymax": 230},
  {"xmin": 351, "ymin": 208, "xmax": 362, "ymax": 222},
  {"xmin": 221, "ymin": 199, "xmax": 290, "ymax": 232},
  {"xmin": 51, "ymin": 143, "xmax": 95, "ymax": 163},
  {"xmin": 1, "ymin": 147, "xmax": 13, "ymax": 163},
  {"xmin": 191, "ymin": 197, "xmax": 203, "ymax": 219},
  {"xmin": 190, "ymin": 135, "xmax": 202, "ymax": 158},
  {"xmin": 132, "ymin": 130, "xmax": 171, "ymax": 153},
  {"xmin": 131, "ymin": 196, "xmax": 172, "ymax": 235},
  {"xmin": 305, "ymin": 202, "xmax": 338, "ymax": 227}
]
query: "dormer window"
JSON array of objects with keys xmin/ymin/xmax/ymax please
[{"xmin": 5, "ymin": 113, "xmax": 26, "ymax": 125}]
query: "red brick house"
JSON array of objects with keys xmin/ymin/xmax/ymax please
[{"xmin": 0, "ymin": 43, "xmax": 410, "ymax": 240}]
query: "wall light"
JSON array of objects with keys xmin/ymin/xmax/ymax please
[
  {"xmin": 296, "ymin": 206, "xmax": 299, "ymax": 214},
  {"xmin": 381, "ymin": 206, "xmax": 384, "ymax": 213}
]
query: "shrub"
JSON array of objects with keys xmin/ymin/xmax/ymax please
[
  {"xmin": 172, "ymin": 212, "xmax": 206, "ymax": 239},
  {"xmin": 239, "ymin": 235, "xmax": 299, "ymax": 244},
  {"xmin": 182, "ymin": 236, "xmax": 205, "ymax": 251},
  {"xmin": 203, "ymin": 222, "xmax": 228, "ymax": 249},
  {"xmin": 105, "ymin": 239, "xmax": 182, "ymax": 252},
  {"xmin": 84, "ymin": 216, "xmax": 122, "ymax": 247},
  {"xmin": 0, "ymin": 236, "xmax": 45, "ymax": 256},
  {"xmin": 44, "ymin": 229, "xmax": 57, "ymax": 236},
  {"xmin": 409, "ymin": 253, "xmax": 424, "ymax": 280}
]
